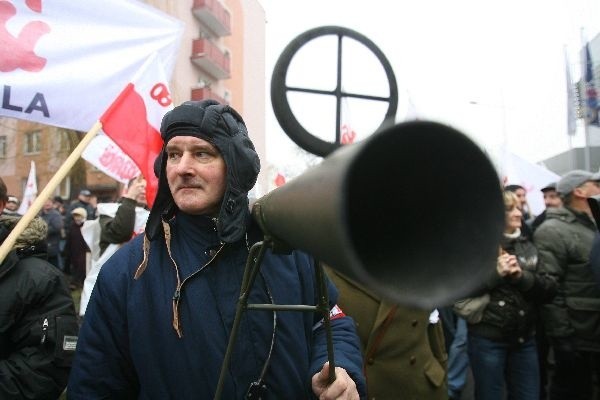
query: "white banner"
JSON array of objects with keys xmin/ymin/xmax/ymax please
[
  {"xmin": 81, "ymin": 133, "xmax": 140, "ymax": 183},
  {"xmin": 17, "ymin": 160, "xmax": 37, "ymax": 215},
  {"xmin": 0, "ymin": 0, "xmax": 183, "ymax": 131}
]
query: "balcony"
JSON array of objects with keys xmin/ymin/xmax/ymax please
[
  {"xmin": 192, "ymin": 0, "xmax": 231, "ymax": 37},
  {"xmin": 190, "ymin": 87, "xmax": 227, "ymax": 104},
  {"xmin": 191, "ymin": 38, "xmax": 230, "ymax": 80}
]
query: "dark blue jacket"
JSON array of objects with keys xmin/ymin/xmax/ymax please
[{"xmin": 68, "ymin": 214, "xmax": 365, "ymax": 399}]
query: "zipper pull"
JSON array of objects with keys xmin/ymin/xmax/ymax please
[{"xmin": 40, "ymin": 318, "xmax": 49, "ymax": 345}]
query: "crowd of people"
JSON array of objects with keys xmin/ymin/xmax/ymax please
[{"xmin": 1, "ymin": 99, "xmax": 599, "ymax": 399}]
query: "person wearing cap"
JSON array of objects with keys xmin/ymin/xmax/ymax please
[
  {"xmin": 531, "ymin": 182, "xmax": 562, "ymax": 232},
  {"xmin": 63, "ymin": 207, "xmax": 90, "ymax": 289},
  {"xmin": 3, "ymin": 195, "xmax": 21, "ymax": 216},
  {"xmin": 64, "ymin": 189, "xmax": 96, "ymax": 237},
  {"xmin": 533, "ymin": 169, "xmax": 600, "ymax": 400},
  {"xmin": 68, "ymin": 100, "xmax": 365, "ymax": 399},
  {"xmin": 0, "ymin": 177, "xmax": 79, "ymax": 399}
]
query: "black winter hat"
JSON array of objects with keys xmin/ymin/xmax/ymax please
[{"xmin": 146, "ymin": 100, "xmax": 260, "ymax": 243}]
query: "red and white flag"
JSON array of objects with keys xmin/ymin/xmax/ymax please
[
  {"xmin": 0, "ymin": 0, "xmax": 183, "ymax": 131},
  {"xmin": 90, "ymin": 54, "xmax": 173, "ymax": 207},
  {"xmin": 17, "ymin": 161, "xmax": 37, "ymax": 215}
]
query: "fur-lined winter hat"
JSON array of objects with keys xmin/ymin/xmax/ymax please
[
  {"xmin": 0, "ymin": 215, "xmax": 48, "ymax": 249},
  {"xmin": 145, "ymin": 100, "xmax": 260, "ymax": 243}
]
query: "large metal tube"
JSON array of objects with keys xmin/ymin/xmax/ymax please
[{"xmin": 253, "ymin": 120, "xmax": 504, "ymax": 308}]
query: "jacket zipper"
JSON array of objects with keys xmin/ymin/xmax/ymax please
[
  {"xmin": 40, "ymin": 317, "xmax": 49, "ymax": 345},
  {"xmin": 171, "ymin": 243, "xmax": 225, "ymax": 337}
]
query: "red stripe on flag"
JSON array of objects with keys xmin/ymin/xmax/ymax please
[{"xmin": 100, "ymin": 84, "xmax": 163, "ymax": 207}]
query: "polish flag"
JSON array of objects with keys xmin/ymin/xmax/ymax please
[
  {"xmin": 96, "ymin": 54, "xmax": 173, "ymax": 207},
  {"xmin": 17, "ymin": 161, "xmax": 37, "ymax": 215}
]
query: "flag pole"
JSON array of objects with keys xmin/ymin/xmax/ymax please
[{"xmin": 0, "ymin": 121, "xmax": 103, "ymax": 264}]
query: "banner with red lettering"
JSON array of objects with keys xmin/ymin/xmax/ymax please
[
  {"xmin": 86, "ymin": 54, "xmax": 172, "ymax": 206},
  {"xmin": 0, "ymin": 0, "xmax": 183, "ymax": 131}
]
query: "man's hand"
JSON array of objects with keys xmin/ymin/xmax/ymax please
[
  {"xmin": 311, "ymin": 362, "xmax": 359, "ymax": 400},
  {"xmin": 124, "ymin": 176, "xmax": 146, "ymax": 201}
]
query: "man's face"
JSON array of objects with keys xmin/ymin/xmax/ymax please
[
  {"xmin": 543, "ymin": 190, "xmax": 562, "ymax": 208},
  {"xmin": 514, "ymin": 188, "xmax": 527, "ymax": 210},
  {"xmin": 5, "ymin": 201, "xmax": 17, "ymax": 211},
  {"xmin": 42, "ymin": 198, "xmax": 53, "ymax": 211},
  {"xmin": 575, "ymin": 180, "xmax": 600, "ymax": 198},
  {"xmin": 165, "ymin": 136, "xmax": 227, "ymax": 216}
]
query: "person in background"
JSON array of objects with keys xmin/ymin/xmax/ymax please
[
  {"xmin": 534, "ymin": 169, "xmax": 600, "ymax": 400},
  {"xmin": 3, "ymin": 195, "xmax": 21, "ymax": 216},
  {"xmin": 325, "ymin": 266, "xmax": 448, "ymax": 399},
  {"xmin": 68, "ymin": 100, "xmax": 365, "ymax": 399},
  {"xmin": 40, "ymin": 197, "xmax": 64, "ymax": 269},
  {"xmin": 78, "ymin": 175, "xmax": 150, "ymax": 318},
  {"xmin": 99, "ymin": 175, "xmax": 149, "ymax": 256},
  {"xmin": 63, "ymin": 207, "xmax": 90, "ymax": 289},
  {"xmin": 439, "ymin": 307, "xmax": 471, "ymax": 400},
  {"xmin": 64, "ymin": 189, "xmax": 96, "ymax": 235},
  {"xmin": 505, "ymin": 184, "xmax": 534, "ymax": 239},
  {"xmin": 0, "ymin": 176, "xmax": 79, "ymax": 399},
  {"xmin": 531, "ymin": 182, "xmax": 562, "ymax": 233},
  {"xmin": 53, "ymin": 195, "xmax": 68, "ymax": 271},
  {"xmin": 464, "ymin": 191, "xmax": 556, "ymax": 400}
]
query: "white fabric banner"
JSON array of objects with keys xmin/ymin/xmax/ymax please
[
  {"xmin": 0, "ymin": 0, "xmax": 183, "ymax": 131},
  {"xmin": 493, "ymin": 148, "xmax": 560, "ymax": 216},
  {"xmin": 81, "ymin": 133, "xmax": 141, "ymax": 183},
  {"xmin": 17, "ymin": 160, "xmax": 37, "ymax": 215}
]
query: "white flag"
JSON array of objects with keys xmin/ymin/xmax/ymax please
[
  {"xmin": 17, "ymin": 161, "xmax": 37, "ymax": 215},
  {"xmin": 0, "ymin": 0, "xmax": 183, "ymax": 131}
]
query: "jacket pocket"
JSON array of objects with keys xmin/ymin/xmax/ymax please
[
  {"xmin": 39, "ymin": 314, "xmax": 79, "ymax": 367},
  {"xmin": 565, "ymin": 297, "xmax": 600, "ymax": 340},
  {"xmin": 424, "ymin": 357, "xmax": 446, "ymax": 388}
]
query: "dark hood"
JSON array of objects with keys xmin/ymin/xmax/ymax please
[{"xmin": 146, "ymin": 100, "xmax": 260, "ymax": 243}]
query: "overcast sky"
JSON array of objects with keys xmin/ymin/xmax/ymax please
[{"xmin": 258, "ymin": 0, "xmax": 600, "ymax": 175}]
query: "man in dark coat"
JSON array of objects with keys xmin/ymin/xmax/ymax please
[
  {"xmin": 68, "ymin": 100, "xmax": 365, "ymax": 399},
  {"xmin": 0, "ymin": 177, "xmax": 79, "ymax": 399},
  {"xmin": 534, "ymin": 169, "xmax": 600, "ymax": 400}
]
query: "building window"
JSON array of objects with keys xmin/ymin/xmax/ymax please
[
  {"xmin": 0, "ymin": 136, "xmax": 6, "ymax": 158},
  {"xmin": 57, "ymin": 129, "xmax": 72, "ymax": 152},
  {"xmin": 24, "ymin": 130, "xmax": 41, "ymax": 154}
]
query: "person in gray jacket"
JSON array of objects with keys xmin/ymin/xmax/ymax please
[{"xmin": 533, "ymin": 169, "xmax": 600, "ymax": 400}]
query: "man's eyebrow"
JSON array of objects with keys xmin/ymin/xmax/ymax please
[{"xmin": 165, "ymin": 143, "xmax": 216, "ymax": 152}]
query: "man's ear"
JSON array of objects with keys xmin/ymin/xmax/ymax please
[
  {"xmin": 0, "ymin": 200, "xmax": 5, "ymax": 213},
  {"xmin": 573, "ymin": 186, "xmax": 589, "ymax": 200}
]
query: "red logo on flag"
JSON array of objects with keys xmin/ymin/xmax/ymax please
[
  {"xmin": 274, "ymin": 173, "xmax": 286, "ymax": 187},
  {"xmin": 0, "ymin": 0, "xmax": 50, "ymax": 72},
  {"xmin": 340, "ymin": 124, "xmax": 356, "ymax": 145}
]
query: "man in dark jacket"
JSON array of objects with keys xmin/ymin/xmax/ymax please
[
  {"xmin": 98, "ymin": 174, "xmax": 148, "ymax": 256},
  {"xmin": 0, "ymin": 177, "xmax": 79, "ymax": 399},
  {"xmin": 64, "ymin": 189, "xmax": 96, "ymax": 235},
  {"xmin": 534, "ymin": 169, "xmax": 600, "ymax": 400},
  {"xmin": 531, "ymin": 182, "xmax": 562, "ymax": 232},
  {"xmin": 68, "ymin": 100, "xmax": 365, "ymax": 399},
  {"xmin": 40, "ymin": 196, "xmax": 64, "ymax": 269}
]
